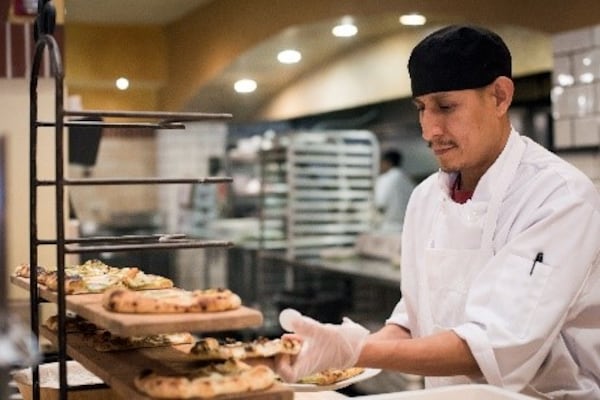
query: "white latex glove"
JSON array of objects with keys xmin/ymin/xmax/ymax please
[{"xmin": 275, "ymin": 308, "xmax": 370, "ymax": 383}]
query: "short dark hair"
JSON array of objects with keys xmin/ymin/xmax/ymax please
[{"xmin": 382, "ymin": 150, "xmax": 402, "ymax": 167}]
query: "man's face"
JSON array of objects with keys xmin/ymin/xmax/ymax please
[{"xmin": 413, "ymin": 84, "xmax": 505, "ymax": 176}]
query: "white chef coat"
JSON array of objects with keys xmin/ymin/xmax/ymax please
[
  {"xmin": 375, "ymin": 167, "xmax": 415, "ymax": 232},
  {"xmin": 387, "ymin": 129, "xmax": 600, "ymax": 398}
]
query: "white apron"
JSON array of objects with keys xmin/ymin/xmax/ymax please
[{"xmin": 421, "ymin": 136, "xmax": 526, "ymax": 388}]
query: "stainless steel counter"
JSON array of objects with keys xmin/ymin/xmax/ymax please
[{"xmin": 260, "ymin": 251, "xmax": 400, "ymax": 289}]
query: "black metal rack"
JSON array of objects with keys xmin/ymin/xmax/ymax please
[{"xmin": 25, "ymin": 2, "xmax": 235, "ymax": 399}]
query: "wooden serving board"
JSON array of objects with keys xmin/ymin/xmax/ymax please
[
  {"xmin": 11, "ymin": 277, "xmax": 263, "ymax": 337},
  {"xmin": 41, "ymin": 328, "xmax": 293, "ymax": 400}
]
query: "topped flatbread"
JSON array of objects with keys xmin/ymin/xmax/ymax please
[
  {"xmin": 189, "ymin": 336, "xmax": 302, "ymax": 360},
  {"xmin": 102, "ymin": 287, "xmax": 242, "ymax": 313},
  {"xmin": 134, "ymin": 359, "xmax": 276, "ymax": 399},
  {"xmin": 14, "ymin": 259, "xmax": 173, "ymax": 294},
  {"xmin": 43, "ymin": 314, "xmax": 194, "ymax": 352},
  {"xmin": 298, "ymin": 367, "xmax": 365, "ymax": 385}
]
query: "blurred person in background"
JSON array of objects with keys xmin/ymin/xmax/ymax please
[{"xmin": 374, "ymin": 149, "xmax": 415, "ymax": 232}]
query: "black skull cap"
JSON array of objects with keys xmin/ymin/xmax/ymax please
[{"xmin": 408, "ymin": 25, "xmax": 512, "ymax": 97}]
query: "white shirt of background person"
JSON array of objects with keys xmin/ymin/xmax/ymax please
[{"xmin": 374, "ymin": 150, "xmax": 415, "ymax": 232}]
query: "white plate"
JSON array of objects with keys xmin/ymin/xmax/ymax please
[{"xmin": 289, "ymin": 368, "xmax": 381, "ymax": 392}]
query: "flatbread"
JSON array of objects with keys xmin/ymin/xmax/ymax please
[
  {"xmin": 134, "ymin": 360, "xmax": 276, "ymax": 399},
  {"xmin": 189, "ymin": 336, "xmax": 301, "ymax": 360},
  {"xmin": 14, "ymin": 263, "xmax": 50, "ymax": 285},
  {"xmin": 298, "ymin": 367, "xmax": 365, "ymax": 385},
  {"xmin": 14, "ymin": 259, "xmax": 174, "ymax": 294},
  {"xmin": 85, "ymin": 331, "xmax": 194, "ymax": 352},
  {"xmin": 43, "ymin": 315, "xmax": 194, "ymax": 352},
  {"xmin": 43, "ymin": 314, "xmax": 99, "ymax": 334},
  {"xmin": 102, "ymin": 287, "xmax": 242, "ymax": 313}
]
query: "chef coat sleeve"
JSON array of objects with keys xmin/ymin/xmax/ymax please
[
  {"xmin": 452, "ymin": 185, "xmax": 600, "ymax": 391},
  {"xmin": 386, "ymin": 298, "xmax": 411, "ymax": 328}
]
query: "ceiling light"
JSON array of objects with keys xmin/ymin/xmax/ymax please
[
  {"xmin": 115, "ymin": 77, "xmax": 129, "ymax": 90},
  {"xmin": 277, "ymin": 49, "xmax": 302, "ymax": 64},
  {"xmin": 332, "ymin": 21, "xmax": 357, "ymax": 37},
  {"xmin": 579, "ymin": 72, "xmax": 594, "ymax": 83},
  {"xmin": 399, "ymin": 13, "xmax": 427, "ymax": 26},
  {"xmin": 557, "ymin": 73, "xmax": 575, "ymax": 86},
  {"xmin": 234, "ymin": 79, "xmax": 257, "ymax": 93},
  {"xmin": 551, "ymin": 86, "xmax": 564, "ymax": 97}
]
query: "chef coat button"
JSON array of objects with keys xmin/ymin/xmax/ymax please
[{"xmin": 467, "ymin": 211, "xmax": 479, "ymax": 222}]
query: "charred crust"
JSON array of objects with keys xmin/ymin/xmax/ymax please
[
  {"xmin": 138, "ymin": 368, "xmax": 154, "ymax": 378},
  {"xmin": 104, "ymin": 289, "xmax": 126, "ymax": 310},
  {"xmin": 107, "ymin": 288, "xmax": 125, "ymax": 302}
]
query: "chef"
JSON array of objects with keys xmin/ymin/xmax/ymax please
[{"xmin": 275, "ymin": 25, "xmax": 600, "ymax": 398}]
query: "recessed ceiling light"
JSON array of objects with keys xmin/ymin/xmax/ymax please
[
  {"xmin": 557, "ymin": 73, "xmax": 574, "ymax": 87},
  {"xmin": 579, "ymin": 72, "xmax": 594, "ymax": 83},
  {"xmin": 332, "ymin": 19, "xmax": 358, "ymax": 37},
  {"xmin": 115, "ymin": 77, "xmax": 129, "ymax": 90},
  {"xmin": 277, "ymin": 49, "xmax": 302, "ymax": 64},
  {"xmin": 399, "ymin": 13, "xmax": 427, "ymax": 26},
  {"xmin": 234, "ymin": 79, "xmax": 257, "ymax": 93}
]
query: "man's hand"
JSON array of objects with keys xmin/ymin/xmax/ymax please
[{"xmin": 275, "ymin": 309, "xmax": 370, "ymax": 383}]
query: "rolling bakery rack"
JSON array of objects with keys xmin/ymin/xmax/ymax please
[{"xmin": 16, "ymin": 1, "xmax": 293, "ymax": 399}]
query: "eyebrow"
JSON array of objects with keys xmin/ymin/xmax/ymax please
[{"xmin": 412, "ymin": 92, "xmax": 454, "ymax": 106}]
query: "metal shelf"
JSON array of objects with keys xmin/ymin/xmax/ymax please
[
  {"xmin": 21, "ymin": 5, "xmax": 275, "ymax": 400},
  {"xmin": 63, "ymin": 109, "xmax": 232, "ymax": 122},
  {"xmin": 38, "ymin": 176, "xmax": 233, "ymax": 186},
  {"xmin": 35, "ymin": 234, "xmax": 233, "ymax": 252},
  {"xmin": 258, "ymin": 130, "xmax": 379, "ymax": 258},
  {"xmin": 64, "ymin": 239, "xmax": 233, "ymax": 253}
]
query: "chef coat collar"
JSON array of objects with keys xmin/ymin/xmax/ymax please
[{"xmin": 437, "ymin": 128, "xmax": 520, "ymax": 203}]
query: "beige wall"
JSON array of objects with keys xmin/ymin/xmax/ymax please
[
  {"xmin": 69, "ymin": 133, "xmax": 158, "ymax": 225},
  {"xmin": 261, "ymin": 25, "xmax": 552, "ymax": 120},
  {"xmin": 161, "ymin": 0, "xmax": 600, "ymax": 113},
  {"xmin": 63, "ymin": 0, "xmax": 599, "ymax": 117},
  {"xmin": 1, "ymin": 79, "xmax": 59, "ymax": 300}
]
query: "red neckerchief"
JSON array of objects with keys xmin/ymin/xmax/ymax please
[{"xmin": 451, "ymin": 174, "xmax": 474, "ymax": 204}]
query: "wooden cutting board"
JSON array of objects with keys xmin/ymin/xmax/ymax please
[{"xmin": 11, "ymin": 277, "xmax": 263, "ymax": 336}]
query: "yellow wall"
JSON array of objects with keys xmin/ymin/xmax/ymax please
[
  {"xmin": 64, "ymin": 24, "xmax": 167, "ymax": 111},
  {"xmin": 1, "ymin": 79, "xmax": 60, "ymax": 300}
]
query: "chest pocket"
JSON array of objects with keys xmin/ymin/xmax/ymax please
[{"xmin": 490, "ymin": 252, "xmax": 553, "ymax": 338}]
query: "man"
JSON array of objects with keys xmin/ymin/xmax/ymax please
[
  {"xmin": 275, "ymin": 25, "xmax": 600, "ymax": 398},
  {"xmin": 374, "ymin": 149, "xmax": 415, "ymax": 232}
]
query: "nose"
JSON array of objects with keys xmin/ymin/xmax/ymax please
[{"xmin": 420, "ymin": 111, "xmax": 443, "ymax": 142}]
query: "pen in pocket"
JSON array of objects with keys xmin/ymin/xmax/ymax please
[{"xmin": 529, "ymin": 252, "xmax": 543, "ymax": 275}]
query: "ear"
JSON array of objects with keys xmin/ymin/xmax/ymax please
[{"xmin": 491, "ymin": 76, "xmax": 514, "ymax": 116}]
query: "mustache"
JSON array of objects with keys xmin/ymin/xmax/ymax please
[{"xmin": 427, "ymin": 140, "xmax": 456, "ymax": 148}]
